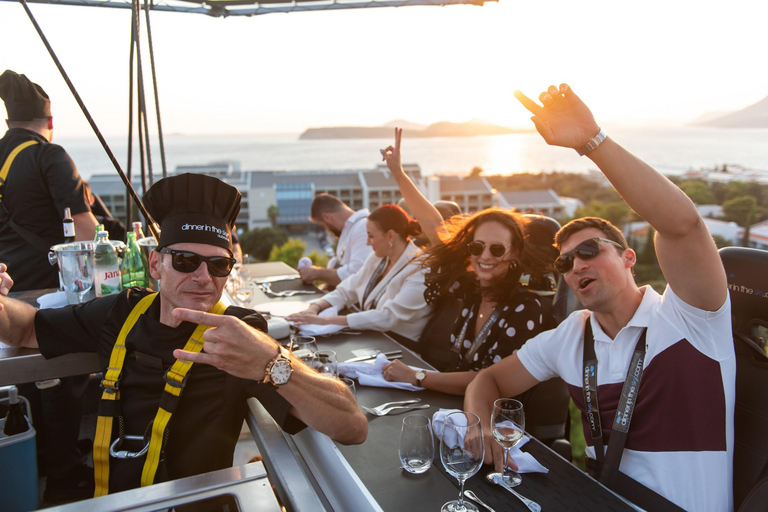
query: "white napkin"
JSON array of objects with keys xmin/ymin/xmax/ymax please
[
  {"xmin": 432, "ymin": 409, "xmax": 548, "ymax": 473},
  {"xmin": 432, "ymin": 409, "xmax": 467, "ymax": 448},
  {"xmin": 296, "ymin": 306, "xmax": 346, "ymax": 336},
  {"xmin": 337, "ymin": 353, "xmax": 425, "ymax": 391},
  {"xmin": 37, "ymin": 290, "xmax": 68, "ymax": 309}
]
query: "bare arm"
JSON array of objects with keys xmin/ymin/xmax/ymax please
[
  {"xmin": 516, "ymin": 85, "xmax": 727, "ymax": 311},
  {"xmin": 172, "ymin": 308, "xmax": 366, "ymax": 444},
  {"xmin": 382, "ymin": 360, "xmax": 477, "ymax": 395},
  {"xmin": 464, "ymin": 353, "xmax": 539, "ymax": 468},
  {"xmin": 73, "ymin": 211, "xmax": 99, "ymax": 241},
  {"xmin": 0, "ymin": 295, "xmax": 39, "ymax": 349},
  {"xmin": 382, "ymin": 128, "xmax": 445, "ymax": 246},
  {"xmin": 298, "ymin": 266, "xmax": 341, "ymax": 286}
]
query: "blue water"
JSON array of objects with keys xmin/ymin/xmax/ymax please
[{"xmin": 56, "ymin": 126, "xmax": 768, "ymax": 181}]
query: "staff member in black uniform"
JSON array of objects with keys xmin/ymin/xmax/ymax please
[
  {"xmin": 0, "ymin": 70, "xmax": 98, "ymax": 290},
  {"xmin": 0, "ymin": 69, "xmax": 100, "ymax": 503},
  {"xmin": 0, "ymin": 173, "xmax": 367, "ymax": 498}
]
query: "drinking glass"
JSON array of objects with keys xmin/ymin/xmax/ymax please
[
  {"xmin": 440, "ymin": 412, "xmax": 484, "ymax": 512},
  {"xmin": 64, "ymin": 252, "xmax": 93, "ymax": 304},
  {"xmin": 235, "ymin": 281, "xmax": 254, "ymax": 307},
  {"xmin": 314, "ymin": 350, "xmax": 337, "ymax": 377},
  {"xmin": 340, "ymin": 377, "xmax": 356, "ymax": 400},
  {"xmin": 290, "ymin": 335, "xmax": 318, "ymax": 366},
  {"xmin": 399, "ymin": 415, "xmax": 434, "ymax": 474},
  {"xmin": 488, "ymin": 398, "xmax": 525, "ymax": 487}
]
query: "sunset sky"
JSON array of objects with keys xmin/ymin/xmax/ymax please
[{"xmin": 1, "ymin": 0, "xmax": 766, "ymax": 137}]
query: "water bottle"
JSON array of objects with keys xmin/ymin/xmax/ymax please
[
  {"xmin": 120, "ymin": 232, "xmax": 148, "ymax": 289},
  {"xmin": 2, "ymin": 386, "xmax": 29, "ymax": 436},
  {"xmin": 62, "ymin": 207, "xmax": 75, "ymax": 243},
  {"xmin": 94, "ymin": 231, "xmax": 122, "ymax": 297}
]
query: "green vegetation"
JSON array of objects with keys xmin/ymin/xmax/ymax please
[
  {"xmin": 268, "ymin": 238, "xmax": 307, "ymax": 268},
  {"xmin": 239, "ymin": 227, "xmax": 288, "ymax": 261}
]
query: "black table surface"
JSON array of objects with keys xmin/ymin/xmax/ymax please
[{"xmin": 315, "ymin": 332, "xmax": 636, "ymax": 512}]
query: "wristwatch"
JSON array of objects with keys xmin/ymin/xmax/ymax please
[
  {"xmin": 263, "ymin": 345, "xmax": 293, "ymax": 387},
  {"xmin": 415, "ymin": 370, "xmax": 427, "ymax": 387},
  {"xmin": 576, "ymin": 128, "xmax": 607, "ymax": 156}
]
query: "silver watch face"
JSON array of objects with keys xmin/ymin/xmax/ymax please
[
  {"xmin": 416, "ymin": 371, "xmax": 426, "ymax": 381},
  {"xmin": 270, "ymin": 359, "xmax": 292, "ymax": 385}
]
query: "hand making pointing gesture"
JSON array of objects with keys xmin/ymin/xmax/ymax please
[{"xmin": 514, "ymin": 84, "xmax": 601, "ymax": 151}]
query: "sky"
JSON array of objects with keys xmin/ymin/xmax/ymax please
[{"xmin": 1, "ymin": 0, "xmax": 767, "ymax": 137}]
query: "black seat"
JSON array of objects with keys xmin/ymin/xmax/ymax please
[{"xmin": 720, "ymin": 247, "xmax": 768, "ymax": 511}]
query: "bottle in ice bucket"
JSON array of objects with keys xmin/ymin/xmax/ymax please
[
  {"xmin": 133, "ymin": 221, "xmax": 145, "ymax": 240},
  {"xmin": 93, "ymin": 223, "xmax": 105, "ymax": 241},
  {"xmin": 94, "ymin": 231, "xmax": 122, "ymax": 297},
  {"xmin": 2, "ymin": 386, "xmax": 29, "ymax": 436},
  {"xmin": 62, "ymin": 207, "xmax": 75, "ymax": 243},
  {"xmin": 120, "ymin": 231, "xmax": 148, "ymax": 289}
]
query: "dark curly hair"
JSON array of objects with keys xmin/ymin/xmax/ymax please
[{"xmin": 421, "ymin": 207, "xmax": 555, "ymax": 302}]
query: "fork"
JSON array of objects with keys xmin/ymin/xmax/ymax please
[
  {"xmin": 360, "ymin": 404, "xmax": 430, "ymax": 416},
  {"xmin": 367, "ymin": 398, "xmax": 421, "ymax": 413}
]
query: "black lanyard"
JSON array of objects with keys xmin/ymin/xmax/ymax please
[
  {"xmin": 360, "ymin": 258, "xmax": 388, "ymax": 309},
  {"xmin": 582, "ymin": 317, "xmax": 647, "ymax": 486},
  {"xmin": 450, "ymin": 305, "xmax": 500, "ymax": 367}
]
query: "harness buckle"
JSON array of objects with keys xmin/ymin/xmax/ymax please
[
  {"xmin": 100, "ymin": 375, "xmax": 121, "ymax": 394},
  {"xmin": 163, "ymin": 371, "xmax": 190, "ymax": 389},
  {"xmin": 109, "ymin": 435, "xmax": 149, "ymax": 459}
]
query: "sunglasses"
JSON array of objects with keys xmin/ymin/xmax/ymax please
[
  {"xmin": 467, "ymin": 240, "xmax": 511, "ymax": 258},
  {"xmin": 159, "ymin": 248, "xmax": 236, "ymax": 277},
  {"xmin": 554, "ymin": 238, "xmax": 625, "ymax": 274}
]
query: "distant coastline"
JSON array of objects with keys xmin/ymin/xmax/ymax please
[{"xmin": 300, "ymin": 121, "xmax": 532, "ymax": 140}]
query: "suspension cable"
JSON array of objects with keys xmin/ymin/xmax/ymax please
[
  {"xmin": 125, "ymin": 0, "xmax": 135, "ymax": 228},
  {"xmin": 18, "ymin": 0, "xmax": 160, "ymax": 241},
  {"xmin": 144, "ymin": 0, "xmax": 167, "ymax": 179}
]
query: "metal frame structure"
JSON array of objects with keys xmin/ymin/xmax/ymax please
[{"xmin": 1, "ymin": 0, "xmax": 493, "ymax": 18}]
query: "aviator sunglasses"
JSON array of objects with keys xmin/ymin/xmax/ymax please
[
  {"xmin": 554, "ymin": 237, "xmax": 625, "ymax": 274},
  {"xmin": 159, "ymin": 248, "xmax": 236, "ymax": 277},
  {"xmin": 467, "ymin": 240, "xmax": 511, "ymax": 258}
]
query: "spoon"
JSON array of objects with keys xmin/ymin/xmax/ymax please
[{"xmin": 464, "ymin": 490, "xmax": 496, "ymax": 512}]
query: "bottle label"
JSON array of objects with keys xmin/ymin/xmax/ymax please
[{"xmin": 63, "ymin": 222, "xmax": 75, "ymax": 238}]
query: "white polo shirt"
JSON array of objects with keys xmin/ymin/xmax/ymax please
[
  {"xmin": 518, "ymin": 285, "xmax": 735, "ymax": 512},
  {"xmin": 329, "ymin": 208, "xmax": 372, "ymax": 282}
]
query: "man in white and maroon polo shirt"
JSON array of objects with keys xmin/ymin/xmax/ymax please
[{"xmin": 466, "ymin": 84, "xmax": 734, "ymax": 512}]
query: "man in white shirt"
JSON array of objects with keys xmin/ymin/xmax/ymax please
[
  {"xmin": 465, "ymin": 84, "xmax": 734, "ymax": 511},
  {"xmin": 300, "ymin": 193, "xmax": 372, "ymax": 287}
]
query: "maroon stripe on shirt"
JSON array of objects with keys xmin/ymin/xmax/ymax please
[{"xmin": 568, "ymin": 338, "xmax": 726, "ymax": 452}]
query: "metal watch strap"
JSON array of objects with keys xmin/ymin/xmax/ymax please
[{"xmin": 576, "ymin": 128, "xmax": 607, "ymax": 156}]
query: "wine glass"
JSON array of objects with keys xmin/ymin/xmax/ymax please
[
  {"xmin": 314, "ymin": 350, "xmax": 337, "ymax": 377},
  {"xmin": 235, "ymin": 281, "xmax": 253, "ymax": 307},
  {"xmin": 487, "ymin": 398, "xmax": 525, "ymax": 487},
  {"xmin": 73, "ymin": 253, "xmax": 94, "ymax": 303},
  {"xmin": 399, "ymin": 415, "xmax": 434, "ymax": 474},
  {"xmin": 440, "ymin": 411, "xmax": 484, "ymax": 512},
  {"xmin": 290, "ymin": 335, "xmax": 318, "ymax": 366}
]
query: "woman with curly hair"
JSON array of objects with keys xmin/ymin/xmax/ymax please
[
  {"xmin": 380, "ymin": 128, "xmax": 556, "ymax": 395},
  {"xmin": 287, "ymin": 203, "xmax": 433, "ymax": 342}
]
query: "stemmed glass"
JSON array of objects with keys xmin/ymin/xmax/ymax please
[
  {"xmin": 235, "ymin": 281, "xmax": 253, "ymax": 307},
  {"xmin": 290, "ymin": 335, "xmax": 318, "ymax": 367},
  {"xmin": 72, "ymin": 253, "xmax": 94, "ymax": 303},
  {"xmin": 487, "ymin": 398, "xmax": 525, "ymax": 487},
  {"xmin": 440, "ymin": 411, "xmax": 484, "ymax": 512}
]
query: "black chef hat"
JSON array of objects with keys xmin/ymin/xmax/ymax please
[
  {"xmin": 0, "ymin": 70, "xmax": 52, "ymax": 121},
  {"xmin": 143, "ymin": 173, "xmax": 241, "ymax": 254}
]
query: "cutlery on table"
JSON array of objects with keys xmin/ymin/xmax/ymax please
[
  {"xmin": 369, "ymin": 398, "xmax": 421, "ymax": 412},
  {"xmin": 464, "ymin": 490, "xmax": 496, "ymax": 512},
  {"xmin": 360, "ymin": 404, "xmax": 430, "ymax": 416},
  {"xmin": 488, "ymin": 473, "xmax": 541, "ymax": 512},
  {"xmin": 344, "ymin": 350, "xmax": 402, "ymax": 363}
]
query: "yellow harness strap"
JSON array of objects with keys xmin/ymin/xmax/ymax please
[
  {"xmin": 0, "ymin": 140, "xmax": 39, "ymax": 199},
  {"xmin": 93, "ymin": 294, "xmax": 226, "ymax": 496},
  {"xmin": 140, "ymin": 300, "xmax": 226, "ymax": 487}
]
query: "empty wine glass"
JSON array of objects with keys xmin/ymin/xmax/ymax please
[
  {"xmin": 290, "ymin": 335, "xmax": 318, "ymax": 366},
  {"xmin": 487, "ymin": 398, "xmax": 525, "ymax": 488},
  {"xmin": 440, "ymin": 411, "xmax": 484, "ymax": 512},
  {"xmin": 399, "ymin": 415, "xmax": 434, "ymax": 474},
  {"xmin": 235, "ymin": 281, "xmax": 253, "ymax": 307},
  {"xmin": 72, "ymin": 253, "xmax": 93, "ymax": 303}
]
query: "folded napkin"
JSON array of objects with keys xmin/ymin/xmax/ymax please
[
  {"xmin": 337, "ymin": 353, "xmax": 425, "ymax": 391},
  {"xmin": 296, "ymin": 306, "xmax": 346, "ymax": 336},
  {"xmin": 432, "ymin": 409, "xmax": 548, "ymax": 473},
  {"xmin": 432, "ymin": 409, "xmax": 467, "ymax": 448},
  {"xmin": 37, "ymin": 290, "xmax": 68, "ymax": 309}
]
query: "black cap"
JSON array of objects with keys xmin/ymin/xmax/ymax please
[
  {"xmin": 0, "ymin": 70, "xmax": 52, "ymax": 121},
  {"xmin": 143, "ymin": 173, "xmax": 241, "ymax": 254}
]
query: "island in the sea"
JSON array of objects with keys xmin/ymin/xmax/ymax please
[{"xmin": 299, "ymin": 120, "xmax": 532, "ymax": 139}]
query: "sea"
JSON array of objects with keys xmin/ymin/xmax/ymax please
[{"xmin": 57, "ymin": 126, "xmax": 768, "ymax": 182}]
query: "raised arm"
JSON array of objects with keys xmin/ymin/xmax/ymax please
[
  {"xmin": 515, "ymin": 85, "xmax": 727, "ymax": 311},
  {"xmin": 382, "ymin": 128, "xmax": 445, "ymax": 246}
]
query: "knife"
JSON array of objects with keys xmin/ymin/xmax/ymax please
[
  {"xmin": 344, "ymin": 351, "xmax": 402, "ymax": 363},
  {"xmin": 253, "ymin": 274, "xmax": 301, "ymax": 284}
]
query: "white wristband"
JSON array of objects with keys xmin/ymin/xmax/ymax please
[{"xmin": 576, "ymin": 128, "xmax": 607, "ymax": 156}]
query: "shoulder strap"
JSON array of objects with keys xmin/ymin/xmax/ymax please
[{"xmin": 0, "ymin": 140, "xmax": 53, "ymax": 253}]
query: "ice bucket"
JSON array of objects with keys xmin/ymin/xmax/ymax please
[{"xmin": 49, "ymin": 240, "xmax": 126, "ymax": 304}]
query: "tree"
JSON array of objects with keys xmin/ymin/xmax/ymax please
[
  {"xmin": 240, "ymin": 227, "xmax": 288, "ymax": 261},
  {"xmin": 722, "ymin": 195, "xmax": 757, "ymax": 247},
  {"xmin": 267, "ymin": 205, "xmax": 280, "ymax": 229},
  {"xmin": 268, "ymin": 238, "xmax": 307, "ymax": 268},
  {"xmin": 307, "ymin": 249, "xmax": 329, "ymax": 268},
  {"xmin": 574, "ymin": 201, "xmax": 636, "ymax": 227},
  {"xmin": 468, "ymin": 166, "xmax": 483, "ymax": 178},
  {"xmin": 679, "ymin": 180, "xmax": 717, "ymax": 205}
]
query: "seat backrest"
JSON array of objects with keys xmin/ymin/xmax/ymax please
[{"xmin": 719, "ymin": 247, "xmax": 768, "ymax": 511}]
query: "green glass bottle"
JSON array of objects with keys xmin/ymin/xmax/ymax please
[
  {"xmin": 120, "ymin": 231, "xmax": 149, "ymax": 289},
  {"xmin": 94, "ymin": 224, "xmax": 105, "ymax": 241}
]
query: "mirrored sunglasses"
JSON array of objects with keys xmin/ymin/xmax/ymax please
[
  {"xmin": 467, "ymin": 240, "xmax": 510, "ymax": 258},
  {"xmin": 159, "ymin": 248, "xmax": 236, "ymax": 277},
  {"xmin": 554, "ymin": 237, "xmax": 625, "ymax": 274}
]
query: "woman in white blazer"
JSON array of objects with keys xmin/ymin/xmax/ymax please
[{"xmin": 287, "ymin": 204, "xmax": 433, "ymax": 341}]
